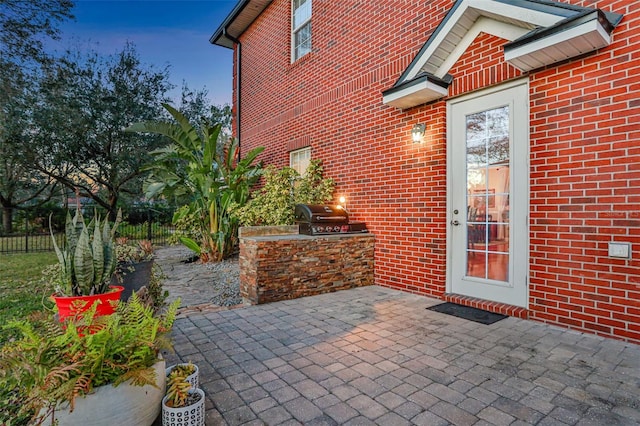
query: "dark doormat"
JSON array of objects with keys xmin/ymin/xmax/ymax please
[{"xmin": 427, "ymin": 302, "xmax": 507, "ymax": 325}]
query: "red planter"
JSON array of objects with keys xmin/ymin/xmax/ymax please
[{"xmin": 53, "ymin": 286, "xmax": 124, "ymax": 321}]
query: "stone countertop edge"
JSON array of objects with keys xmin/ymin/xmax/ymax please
[{"xmin": 240, "ymin": 232, "xmax": 374, "ymax": 242}]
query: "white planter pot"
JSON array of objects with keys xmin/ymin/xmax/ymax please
[
  {"xmin": 43, "ymin": 358, "xmax": 166, "ymax": 426},
  {"xmin": 162, "ymin": 388, "xmax": 205, "ymax": 426},
  {"xmin": 165, "ymin": 363, "xmax": 199, "ymax": 389}
]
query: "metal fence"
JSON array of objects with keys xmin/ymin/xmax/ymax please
[
  {"xmin": 0, "ymin": 207, "xmax": 176, "ymax": 254},
  {"xmin": 0, "ymin": 223, "xmax": 175, "ymax": 254}
]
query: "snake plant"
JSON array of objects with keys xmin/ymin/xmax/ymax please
[{"xmin": 50, "ymin": 208, "xmax": 122, "ymax": 296}]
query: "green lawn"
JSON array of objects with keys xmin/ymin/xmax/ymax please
[{"xmin": 0, "ymin": 252, "xmax": 57, "ymax": 344}]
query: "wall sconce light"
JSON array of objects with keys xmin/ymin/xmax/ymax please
[
  {"xmin": 411, "ymin": 123, "xmax": 426, "ymax": 143},
  {"xmin": 337, "ymin": 196, "xmax": 348, "ymax": 213}
]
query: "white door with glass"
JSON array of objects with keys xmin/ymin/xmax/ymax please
[{"xmin": 447, "ymin": 80, "xmax": 528, "ymax": 308}]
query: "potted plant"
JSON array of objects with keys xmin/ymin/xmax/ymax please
[
  {"xmin": 165, "ymin": 362, "xmax": 199, "ymax": 390},
  {"xmin": 112, "ymin": 238, "xmax": 155, "ymax": 300},
  {"xmin": 162, "ymin": 367, "xmax": 205, "ymax": 426},
  {"xmin": 0, "ymin": 295, "xmax": 180, "ymax": 426},
  {"xmin": 50, "ymin": 208, "xmax": 124, "ymax": 320}
]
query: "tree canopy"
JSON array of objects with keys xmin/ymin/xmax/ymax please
[
  {"xmin": 0, "ymin": 0, "xmax": 234, "ymax": 231},
  {"xmin": 30, "ymin": 43, "xmax": 173, "ymax": 218},
  {"xmin": 0, "ymin": 0, "xmax": 74, "ymax": 231}
]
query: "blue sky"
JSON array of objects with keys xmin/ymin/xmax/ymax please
[{"xmin": 53, "ymin": 1, "xmax": 237, "ymax": 105}]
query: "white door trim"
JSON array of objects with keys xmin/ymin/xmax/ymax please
[{"xmin": 445, "ymin": 78, "xmax": 530, "ymax": 308}]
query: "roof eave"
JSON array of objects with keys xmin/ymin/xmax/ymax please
[
  {"xmin": 504, "ymin": 9, "xmax": 616, "ymax": 72},
  {"xmin": 382, "ymin": 73, "xmax": 452, "ymax": 109},
  {"xmin": 210, "ymin": 0, "xmax": 273, "ymax": 48}
]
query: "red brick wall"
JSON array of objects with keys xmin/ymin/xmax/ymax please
[
  {"xmin": 231, "ymin": 0, "xmax": 640, "ymax": 344},
  {"xmin": 528, "ymin": 1, "xmax": 640, "ymax": 343}
]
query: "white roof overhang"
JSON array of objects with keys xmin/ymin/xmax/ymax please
[
  {"xmin": 383, "ymin": 73, "xmax": 452, "ymax": 109},
  {"xmin": 382, "ymin": 0, "xmax": 623, "ymax": 109},
  {"xmin": 504, "ymin": 10, "xmax": 614, "ymax": 72},
  {"xmin": 210, "ymin": 0, "xmax": 273, "ymax": 48}
]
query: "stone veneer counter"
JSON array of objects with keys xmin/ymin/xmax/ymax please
[{"xmin": 239, "ymin": 231, "xmax": 374, "ymax": 305}]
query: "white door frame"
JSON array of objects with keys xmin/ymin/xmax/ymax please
[{"xmin": 445, "ymin": 78, "xmax": 530, "ymax": 308}]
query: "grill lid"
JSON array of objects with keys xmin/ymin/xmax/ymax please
[{"xmin": 295, "ymin": 204, "xmax": 348, "ymax": 223}]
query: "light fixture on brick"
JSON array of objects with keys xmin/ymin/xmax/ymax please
[
  {"xmin": 412, "ymin": 123, "xmax": 425, "ymax": 143},
  {"xmin": 338, "ymin": 196, "xmax": 348, "ymax": 213}
]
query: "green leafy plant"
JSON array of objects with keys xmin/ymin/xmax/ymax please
[
  {"xmin": 133, "ymin": 263, "xmax": 169, "ymax": 315},
  {"xmin": 169, "ymin": 362, "xmax": 196, "ymax": 378},
  {"xmin": 165, "ymin": 369, "xmax": 193, "ymax": 408},
  {"xmin": 0, "ymin": 295, "xmax": 180, "ymax": 425},
  {"xmin": 233, "ymin": 159, "xmax": 335, "ymax": 226},
  {"xmin": 50, "ymin": 208, "xmax": 122, "ymax": 296},
  {"xmin": 115, "ymin": 238, "xmax": 155, "ymax": 264},
  {"xmin": 127, "ymin": 103, "xmax": 264, "ymax": 262},
  {"xmin": 164, "ymin": 364, "xmax": 200, "ymax": 408},
  {"xmin": 167, "ymin": 204, "xmax": 200, "ymax": 246}
]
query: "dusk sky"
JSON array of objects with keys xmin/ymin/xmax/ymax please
[{"xmin": 52, "ymin": 0, "xmax": 238, "ymax": 105}]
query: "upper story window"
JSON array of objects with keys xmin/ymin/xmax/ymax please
[
  {"xmin": 290, "ymin": 147, "xmax": 311, "ymax": 176},
  {"xmin": 292, "ymin": 0, "xmax": 312, "ymax": 61}
]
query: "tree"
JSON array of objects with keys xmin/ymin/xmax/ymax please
[
  {"xmin": 178, "ymin": 82, "xmax": 233, "ymax": 151},
  {"xmin": 0, "ymin": 0, "xmax": 74, "ymax": 63},
  {"xmin": 30, "ymin": 43, "xmax": 173, "ymax": 220},
  {"xmin": 0, "ymin": 63, "xmax": 60, "ymax": 232},
  {"xmin": 0, "ymin": 0, "xmax": 74, "ymax": 232},
  {"xmin": 127, "ymin": 104, "xmax": 264, "ymax": 262}
]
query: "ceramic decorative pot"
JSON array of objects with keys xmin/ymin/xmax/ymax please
[
  {"xmin": 112, "ymin": 259, "xmax": 154, "ymax": 300},
  {"xmin": 42, "ymin": 358, "xmax": 166, "ymax": 426},
  {"xmin": 161, "ymin": 388, "xmax": 205, "ymax": 426},
  {"xmin": 53, "ymin": 286, "xmax": 124, "ymax": 320},
  {"xmin": 165, "ymin": 363, "xmax": 199, "ymax": 390}
]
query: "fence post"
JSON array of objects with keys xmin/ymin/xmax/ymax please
[
  {"xmin": 25, "ymin": 216, "xmax": 29, "ymax": 253},
  {"xmin": 147, "ymin": 209, "xmax": 152, "ymax": 240}
]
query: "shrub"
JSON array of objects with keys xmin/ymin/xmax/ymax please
[{"xmin": 233, "ymin": 159, "xmax": 335, "ymax": 226}]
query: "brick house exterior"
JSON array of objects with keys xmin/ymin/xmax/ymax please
[{"xmin": 211, "ymin": 0, "xmax": 640, "ymax": 344}]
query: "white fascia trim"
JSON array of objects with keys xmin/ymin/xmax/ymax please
[
  {"xmin": 434, "ymin": 17, "xmax": 529, "ymax": 79},
  {"xmin": 382, "ymin": 80, "xmax": 449, "ymax": 109},
  {"xmin": 504, "ymin": 19, "xmax": 611, "ymax": 71},
  {"xmin": 469, "ymin": 0, "xmax": 563, "ymax": 28},
  {"xmin": 404, "ymin": 0, "xmax": 471, "ymax": 82},
  {"xmin": 404, "ymin": 0, "xmax": 565, "ymax": 82}
]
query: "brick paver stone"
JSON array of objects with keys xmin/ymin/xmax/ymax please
[{"xmin": 160, "ymin": 286, "xmax": 640, "ymax": 426}]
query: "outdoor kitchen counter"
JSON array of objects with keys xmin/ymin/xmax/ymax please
[{"xmin": 239, "ymin": 229, "xmax": 375, "ymax": 305}]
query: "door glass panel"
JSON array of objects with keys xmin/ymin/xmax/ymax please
[{"xmin": 466, "ymin": 106, "xmax": 510, "ymax": 282}]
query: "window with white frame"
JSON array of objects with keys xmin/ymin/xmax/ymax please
[
  {"xmin": 292, "ymin": 0, "xmax": 312, "ymax": 61},
  {"xmin": 290, "ymin": 147, "xmax": 311, "ymax": 176}
]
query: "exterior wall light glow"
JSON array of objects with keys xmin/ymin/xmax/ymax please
[
  {"xmin": 337, "ymin": 196, "xmax": 348, "ymax": 213},
  {"xmin": 412, "ymin": 123, "xmax": 426, "ymax": 143}
]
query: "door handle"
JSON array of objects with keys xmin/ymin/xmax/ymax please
[{"xmin": 451, "ymin": 220, "xmax": 460, "ymax": 226}]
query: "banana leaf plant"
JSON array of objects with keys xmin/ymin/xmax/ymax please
[
  {"xmin": 126, "ymin": 103, "xmax": 263, "ymax": 262},
  {"xmin": 50, "ymin": 208, "xmax": 122, "ymax": 296}
]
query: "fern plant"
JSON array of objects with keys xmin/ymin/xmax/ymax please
[{"xmin": 0, "ymin": 295, "xmax": 180, "ymax": 425}]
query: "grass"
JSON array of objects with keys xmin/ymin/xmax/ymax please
[{"xmin": 0, "ymin": 252, "xmax": 57, "ymax": 344}]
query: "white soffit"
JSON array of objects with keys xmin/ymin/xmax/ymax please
[
  {"xmin": 405, "ymin": 0, "xmax": 564, "ymax": 81},
  {"xmin": 504, "ymin": 11, "xmax": 613, "ymax": 72},
  {"xmin": 382, "ymin": 77, "xmax": 450, "ymax": 109},
  {"xmin": 434, "ymin": 17, "xmax": 530, "ymax": 78},
  {"xmin": 210, "ymin": 0, "xmax": 273, "ymax": 48},
  {"xmin": 382, "ymin": 0, "xmax": 622, "ymax": 110}
]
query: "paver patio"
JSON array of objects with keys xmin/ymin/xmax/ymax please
[{"xmin": 162, "ymin": 285, "xmax": 640, "ymax": 425}]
